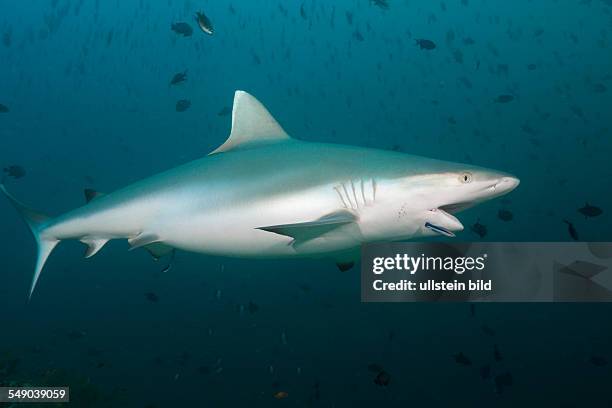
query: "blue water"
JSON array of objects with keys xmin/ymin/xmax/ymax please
[{"xmin": 1, "ymin": 0, "xmax": 611, "ymax": 406}]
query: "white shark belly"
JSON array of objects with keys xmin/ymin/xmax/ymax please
[{"xmin": 159, "ymin": 184, "xmax": 363, "ymax": 257}]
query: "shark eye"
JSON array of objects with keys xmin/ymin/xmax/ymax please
[{"xmin": 459, "ymin": 172, "xmax": 473, "ymax": 184}]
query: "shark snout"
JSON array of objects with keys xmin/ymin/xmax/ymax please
[{"xmin": 492, "ymin": 176, "xmax": 520, "ymax": 195}]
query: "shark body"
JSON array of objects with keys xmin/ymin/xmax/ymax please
[{"xmin": 2, "ymin": 91, "xmax": 519, "ymax": 297}]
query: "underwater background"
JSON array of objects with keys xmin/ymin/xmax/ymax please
[{"xmin": 1, "ymin": 0, "xmax": 611, "ymax": 406}]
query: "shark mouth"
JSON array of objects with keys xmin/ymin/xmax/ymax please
[
  {"xmin": 425, "ymin": 222, "xmax": 455, "ymax": 237},
  {"xmin": 439, "ymin": 201, "xmax": 476, "ymax": 214}
]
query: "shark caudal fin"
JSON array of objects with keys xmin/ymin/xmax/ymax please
[{"xmin": 1, "ymin": 183, "xmax": 58, "ymax": 299}]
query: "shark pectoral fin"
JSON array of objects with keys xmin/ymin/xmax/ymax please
[
  {"xmin": 81, "ymin": 238, "xmax": 110, "ymax": 258},
  {"xmin": 84, "ymin": 189, "xmax": 106, "ymax": 203},
  {"xmin": 209, "ymin": 91, "xmax": 291, "ymax": 155},
  {"xmin": 257, "ymin": 210, "xmax": 357, "ymax": 241},
  {"xmin": 144, "ymin": 242, "xmax": 176, "ymax": 261},
  {"xmin": 128, "ymin": 233, "xmax": 161, "ymax": 251}
]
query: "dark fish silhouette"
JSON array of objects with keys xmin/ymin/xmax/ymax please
[
  {"xmin": 493, "ymin": 344, "xmax": 503, "ymax": 362},
  {"xmin": 217, "ymin": 106, "xmax": 231, "ymax": 116},
  {"xmin": 589, "ymin": 355, "xmax": 608, "ymax": 367},
  {"xmin": 370, "ymin": 0, "xmax": 390, "ymax": 10},
  {"xmin": 195, "ymin": 11, "xmax": 213, "ymax": 35},
  {"xmin": 453, "ymin": 352, "xmax": 472, "ymax": 366},
  {"xmin": 480, "ymin": 364, "xmax": 491, "ymax": 379},
  {"xmin": 373, "ymin": 370, "xmax": 390, "ymax": 386},
  {"xmin": 145, "ymin": 292, "xmax": 159, "ymax": 302},
  {"xmin": 67, "ymin": 329, "xmax": 86, "ymax": 340},
  {"xmin": 176, "ymin": 99, "xmax": 191, "ymax": 112},
  {"xmin": 471, "ymin": 220, "xmax": 487, "ymax": 238},
  {"xmin": 495, "ymin": 94, "xmax": 514, "ymax": 103},
  {"xmin": 0, "ymin": 103, "xmax": 8, "ymax": 112},
  {"xmin": 494, "ymin": 372, "xmax": 513, "ymax": 394},
  {"xmin": 578, "ymin": 203, "xmax": 602, "ymax": 218},
  {"xmin": 345, "ymin": 11, "xmax": 353, "ymax": 25},
  {"xmin": 563, "ymin": 220, "xmax": 579, "ymax": 241},
  {"xmin": 527, "ymin": 63, "xmax": 537, "ymax": 70},
  {"xmin": 591, "ymin": 83, "xmax": 607, "ymax": 93},
  {"xmin": 170, "ymin": 71, "xmax": 187, "ymax": 86},
  {"xmin": 171, "ymin": 22, "xmax": 193, "ymax": 37},
  {"xmin": 3, "ymin": 165, "xmax": 26, "ymax": 179},
  {"xmin": 498, "ymin": 209, "xmax": 513, "ymax": 221},
  {"xmin": 248, "ymin": 301, "xmax": 259, "ymax": 314},
  {"xmin": 367, "ymin": 363, "xmax": 384, "ymax": 373},
  {"xmin": 481, "ymin": 324, "xmax": 496, "ymax": 336},
  {"xmin": 415, "ymin": 39, "xmax": 436, "ymax": 50}
]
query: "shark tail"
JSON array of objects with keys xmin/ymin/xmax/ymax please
[{"xmin": 1, "ymin": 183, "xmax": 58, "ymax": 299}]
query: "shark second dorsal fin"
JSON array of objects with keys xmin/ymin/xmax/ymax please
[{"xmin": 209, "ymin": 91, "xmax": 290, "ymax": 155}]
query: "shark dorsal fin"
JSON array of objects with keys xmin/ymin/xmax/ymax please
[
  {"xmin": 84, "ymin": 189, "xmax": 105, "ymax": 203},
  {"xmin": 210, "ymin": 91, "xmax": 290, "ymax": 154}
]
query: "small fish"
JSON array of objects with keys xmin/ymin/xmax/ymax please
[
  {"xmin": 497, "ymin": 209, "xmax": 513, "ymax": 221},
  {"xmin": 217, "ymin": 106, "xmax": 231, "ymax": 116},
  {"xmin": 370, "ymin": 0, "xmax": 389, "ymax": 10},
  {"xmin": 453, "ymin": 352, "xmax": 472, "ymax": 366},
  {"xmin": 493, "ymin": 344, "xmax": 503, "ymax": 362},
  {"xmin": 373, "ymin": 370, "xmax": 391, "ymax": 386},
  {"xmin": 470, "ymin": 220, "xmax": 487, "ymax": 238},
  {"xmin": 297, "ymin": 283, "xmax": 311, "ymax": 292},
  {"xmin": 145, "ymin": 292, "xmax": 159, "ymax": 303},
  {"xmin": 0, "ymin": 103, "xmax": 8, "ymax": 113},
  {"xmin": 578, "ymin": 203, "xmax": 602, "ymax": 218},
  {"xmin": 171, "ymin": 22, "xmax": 193, "ymax": 37},
  {"xmin": 480, "ymin": 364, "xmax": 491, "ymax": 380},
  {"xmin": 300, "ymin": 3, "xmax": 307, "ymax": 19},
  {"xmin": 563, "ymin": 220, "xmax": 579, "ymax": 241},
  {"xmin": 589, "ymin": 355, "xmax": 608, "ymax": 367},
  {"xmin": 415, "ymin": 38, "xmax": 436, "ymax": 50},
  {"xmin": 494, "ymin": 372, "xmax": 513, "ymax": 394},
  {"xmin": 170, "ymin": 71, "xmax": 187, "ymax": 86},
  {"xmin": 495, "ymin": 94, "xmax": 514, "ymax": 103},
  {"xmin": 3, "ymin": 165, "xmax": 26, "ymax": 179},
  {"xmin": 67, "ymin": 329, "xmax": 86, "ymax": 340},
  {"xmin": 273, "ymin": 391, "xmax": 289, "ymax": 399},
  {"xmin": 591, "ymin": 83, "xmax": 607, "ymax": 93},
  {"xmin": 527, "ymin": 63, "xmax": 537, "ymax": 70},
  {"xmin": 353, "ymin": 30, "xmax": 364, "ymax": 42},
  {"xmin": 195, "ymin": 11, "xmax": 213, "ymax": 35},
  {"xmin": 176, "ymin": 99, "xmax": 191, "ymax": 112},
  {"xmin": 248, "ymin": 301, "xmax": 259, "ymax": 314},
  {"xmin": 481, "ymin": 324, "xmax": 496, "ymax": 336},
  {"xmin": 367, "ymin": 363, "xmax": 384, "ymax": 373}
]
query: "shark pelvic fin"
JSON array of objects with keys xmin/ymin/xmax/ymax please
[
  {"xmin": 144, "ymin": 242, "xmax": 176, "ymax": 261},
  {"xmin": 84, "ymin": 189, "xmax": 106, "ymax": 203},
  {"xmin": 81, "ymin": 238, "xmax": 110, "ymax": 258},
  {"xmin": 128, "ymin": 233, "xmax": 161, "ymax": 250},
  {"xmin": 0, "ymin": 183, "xmax": 58, "ymax": 299},
  {"xmin": 257, "ymin": 210, "xmax": 357, "ymax": 241},
  {"xmin": 209, "ymin": 90, "xmax": 290, "ymax": 155}
]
